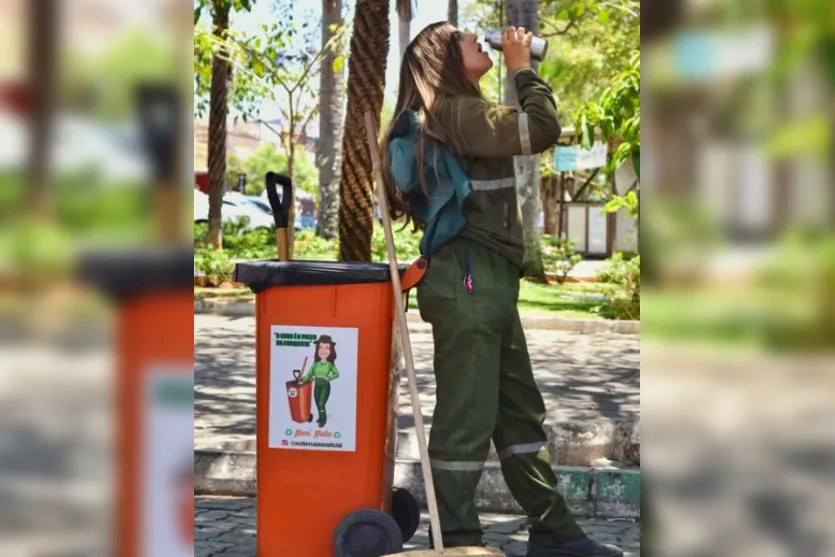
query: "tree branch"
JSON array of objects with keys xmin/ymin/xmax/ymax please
[
  {"xmin": 290, "ymin": 27, "xmax": 347, "ymax": 95},
  {"xmin": 541, "ymin": 17, "xmax": 580, "ymax": 37},
  {"xmin": 257, "ymin": 118, "xmax": 283, "ymax": 140},
  {"xmin": 297, "ymin": 104, "xmax": 319, "ymax": 140},
  {"xmin": 216, "ymin": 31, "xmax": 291, "ymax": 91},
  {"xmin": 602, "ymin": 0, "xmax": 639, "ymax": 18}
]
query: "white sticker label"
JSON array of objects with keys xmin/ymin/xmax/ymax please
[
  {"xmin": 269, "ymin": 325, "xmax": 358, "ymax": 452},
  {"xmin": 143, "ymin": 367, "xmax": 194, "ymax": 557}
]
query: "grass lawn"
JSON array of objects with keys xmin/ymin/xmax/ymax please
[
  {"xmin": 195, "ymin": 281, "xmax": 620, "ymax": 319},
  {"xmin": 641, "ymin": 287, "xmax": 821, "ymax": 350}
]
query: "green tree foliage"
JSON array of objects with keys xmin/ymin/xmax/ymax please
[
  {"xmin": 227, "ymin": 143, "xmax": 319, "ymax": 198},
  {"xmin": 194, "ymin": 1, "xmax": 347, "ymax": 251},
  {"xmin": 63, "ymin": 29, "xmax": 175, "ymax": 120},
  {"xmin": 574, "ymin": 51, "xmax": 640, "ymax": 173},
  {"xmin": 194, "ymin": 3, "xmax": 347, "ymax": 123},
  {"xmin": 538, "ymin": 1, "xmax": 639, "ymax": 124}
]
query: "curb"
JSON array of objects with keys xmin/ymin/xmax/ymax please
[
  {"xmin": 397, "ymin": 419, "xmax": 640, "ymax": 468},
  {"xmin": 196, "ymin": 417, "xmax": 640, "ymax": 470},
  {"xmin": 193, "ymin": 299, "xmax": 640, "ymax": 334},
  {"xmin": 195, "ymin": 450, "xmax": 641, "ymax": 519}
]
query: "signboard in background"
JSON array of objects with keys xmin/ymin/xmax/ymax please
[
  {"xmin": 587, "ymin": 208, "xmax": 609, "ymax": 255},
  {"xmin": 555, "ymin": 141, "xmax": 608, "ymax": 172},
  {"xmin": 646, "ymin": 26, "xmax": 772, "ymax": 87}
]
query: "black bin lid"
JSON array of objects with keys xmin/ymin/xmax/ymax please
[
  {"xmin": 235, "ymin": 260, "xmax": 407, "ymax": 293},
  {"xmin": 78, "ymin": 246, "xmax": 194, "ymax": 301}
]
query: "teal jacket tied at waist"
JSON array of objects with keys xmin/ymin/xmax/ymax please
[{"xmin": 387, "ymin": 110, "xmax": 472, "ymax": 258}]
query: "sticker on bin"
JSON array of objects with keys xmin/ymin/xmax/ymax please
[
  {"xmin": 142, "ymin": 367, "xmax": 194, "ymax": 557},
  {"xmin": 270, "ymin": 325, "xmax": 359, "ymax": 452}
]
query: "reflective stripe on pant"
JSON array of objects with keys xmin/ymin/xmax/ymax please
[{"xmin": 417, "ymin": 238, "xmax": 584, "ymax": 547}]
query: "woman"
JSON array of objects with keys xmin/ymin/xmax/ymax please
[
  {"xmin": 380, "ymin": 23, "xmax": 623, "ymax": 557},
  {"xmin": 300, "ymin": 335, "xmax": 340, "ymax": 427}
]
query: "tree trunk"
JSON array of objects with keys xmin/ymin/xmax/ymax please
[
  {"xmin": 287, "ymin": 135, "xmax": 297, "ymax": 256},
  {"xmin": 316, "ymin": 0, "xmax": 344, "ymax": 240},
  {"xmin": 396, "ymin": 0, "xmax": 412, "ymax": 59},
  {"xmin": 398, "ymin": 18, "xmax": 410, "ymax": 59},
  {"xmin": 338, "ymin": 0, "xmax": 390, "ymax": 262},
  {"xmin": 206, "ymin": 2, "xmax": 229, "ymax": 251},
  {"xmin": 26, "ymin": 0, "xmax": 56, "ymax": 220},
  {"xmin": 448, "ymin": 0, "xmax": 458, "ymax": 27},
  {"xmin": 541, "ymin": 175, "xmax": 558, "ymax": 235},
  {"xmin": 504, "ymin": 0, "xmax": 545, "ymax": 280}
]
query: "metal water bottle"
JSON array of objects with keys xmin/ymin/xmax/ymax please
[{"xmin": 483, "ymin": 29, "xmax": 549, "ymax": 61}]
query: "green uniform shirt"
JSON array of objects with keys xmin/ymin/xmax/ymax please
[
  {"xmin": 435, "ymin": 68, "xmax": 562, "ymax": 270},
  {"xmin": 302, "ymin": 361, "xmax": 339, "ymax": 383},
  {"xmin": 387, "ymin": 68, "xmax": 561, "ymax": 270}
]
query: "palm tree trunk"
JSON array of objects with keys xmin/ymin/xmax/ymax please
[
  {"xmin": 448, "ymin": 0, "xmax": 458, "ymax": 27},
  {"xmin": 504, "ymin": 0, "xmax": 545, "ymax": 281},
  {"xmin": 27, "ymin": 0, "xmax": 56, "ymax": 220},
  {"xmin": 206, "ymin": 1, "xmax": 229, "ymax": 251},
  {"xmin": 316, "ymin": 0, "xmax": 345, "ymax": 240},
  {"xmin": 338, "ymin": 0, "xmax": 390, "ymax": 262}
]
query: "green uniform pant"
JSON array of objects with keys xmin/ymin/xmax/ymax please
[
  {"xmin": 417, "ymin": 238, "xmax": 584, "ymax": 547},
  {"xmin": 314, "ymin": 380, "xmax": 331, "ymax": 411}
]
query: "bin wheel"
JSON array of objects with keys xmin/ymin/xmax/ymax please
[
  {"xmin": 307, "ymin": 413, "xmax": 313, "ymax": 423},
  {"xmin": 333, "ymin": 508, "xmax": 403, "ymax": 557},
  {"xmin": 391, "ymin": 487, "xmax": 420, "ymax": 542}
]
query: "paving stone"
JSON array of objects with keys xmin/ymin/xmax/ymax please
[
  {"xmin": 194, "ymin": 314, "xmax": 640, "ymax": 466},
  {"xmin": 195, "ymin": 496, "xmax": 641, "ymax": 556}
]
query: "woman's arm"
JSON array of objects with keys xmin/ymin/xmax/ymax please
[
  {"xmin": 435, "ymin": 69, "xmax": 561, "ymax": 158},
  {"xmin": 327, "ymin": 363, "xmax": 339, "ymax": 381},
  {"xmin": 301, "ymin": 363, "xmax": 316, "ymax": 383}
]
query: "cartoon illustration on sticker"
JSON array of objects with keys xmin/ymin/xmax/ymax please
[
  {"xmin": 299, "ymin": 335, "xmax": 340, "ymax": 427},
  {"xmin": 270, "ymin": 325, "xmax": 357, "ymax": 452},
  {"xmin": 175, "ymin": 460, "xmax": 193, "ymax": 547},
  {"xmin": 286, "ymin": 356, "xmax": 314, "ymax": 423}
]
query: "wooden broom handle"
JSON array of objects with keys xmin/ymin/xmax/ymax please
[{"xmin": 363, "ymin": 111, "xmax": 444, "ymax": 551}]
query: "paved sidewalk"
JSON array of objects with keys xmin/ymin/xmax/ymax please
[
  {"xmin": 195, "ymin": 496, "xmax": 641, "ymax": 557},
  {"xmin": 195, "ymin": 314, "xmax": 640, "ymax": 466}
]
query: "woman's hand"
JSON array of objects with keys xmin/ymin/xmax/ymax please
[{"xmin": 502, "ymin": 26, "xmax": 533, "ymax": 75}]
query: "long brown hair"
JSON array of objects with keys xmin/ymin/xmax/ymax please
[{"xmin": 379, "ymin": 21, "xmax": 484, "ymax": 231}]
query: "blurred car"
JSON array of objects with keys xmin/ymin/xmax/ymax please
[
  {"xmin": 193, "ymin": 189, "xmax": 274, "ymax": 230},
  {"xmin": 230, "ymin": 192, "xmax": 303, "ymax": 231},
  {"xmin": 237, "ymin": 194, "xmax": 273, "ymax": 216},
  {"xmin": 258, "ymin": 189, "xmax": 314, "ymax": 230}
]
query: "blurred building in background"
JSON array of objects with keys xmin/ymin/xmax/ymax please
[
  {"xmin": 644, "ymin": 3, "xmax": 831, "ymax": 244},
  {"xmin": 641, "ymin": 0, "xmax": 832, "ymax": 288}
]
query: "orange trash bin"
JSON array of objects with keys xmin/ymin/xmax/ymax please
[
  {"xmin": 80, "ymin": 248, "xmax": 194, "ymax": 557},
  {"xmin": 286, "ymin": 359, "xmax": 314, "ymax": 424},
  {"xmin": 234, "ymin": 259, "xmax": 421, "ymax": 557}
]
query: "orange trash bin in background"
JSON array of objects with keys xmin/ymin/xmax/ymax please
[
  {"xmin": 80, "ymin": 248, "xmax": 194, "ymax": 557},
  {"xmin": 234, "ymin": 259, "xmax": 421, "ymax": 557}
]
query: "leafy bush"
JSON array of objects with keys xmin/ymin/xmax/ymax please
[
  {"xmin": 540, "ymin": 235, "xmax": 582, "ymax": 284},
  {"xmin": 193, "ymin": 220, "xmax": 424, "ymax": 267},
  {"xmin": 371, "ymin": 223, "xmax": 422, "ymax": 264},
  {"xmin": 755, "ymin": 231, "xmax": 835, "ymax": 350},
  {"xmin": 194, "ymin": 247, "xmax": 234, "ymax": 285},
  {"xmin": 596, "ymin": 252, "xmax": 640, "ymax": 320},
  {"xmin": 294, "ymin": 228, "xmax": 339, "ymax": 260},
  {"xmin": 596, "ymin": 251, "xmax": 637, "ymax": 283}
]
